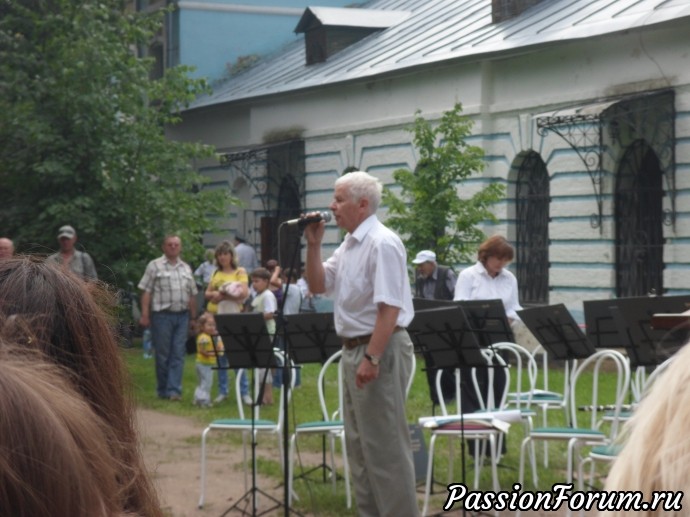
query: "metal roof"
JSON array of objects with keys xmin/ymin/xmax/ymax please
[
  {"xmin": 192, "ymin": 0, "xmax": 690, "ymax": 110},
  {"xmin": 294, "ymin": 7, "xmax": 411, "ymax": 32}
]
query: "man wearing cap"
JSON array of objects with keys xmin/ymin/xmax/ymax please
[
  {"xmin": 412, "ymin": 249, "xmax": 457, "ymax": 405},
  {"xmin": 47, "ymin": 225, "xmax": 98, "ymax": 280},
  {"xmin": 412, "ymin": 249, "xmax": 456, "ymax": 301}
]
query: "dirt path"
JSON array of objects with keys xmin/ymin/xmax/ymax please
[
  {"xmin": 138, "ymin": 407, "xmax": 301, "ymax": 517},
  {"xmin": 138, "ymin": 408, "xmax": 572, "ymax": 516}
]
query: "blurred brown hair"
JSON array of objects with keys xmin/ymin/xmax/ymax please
[
  {"xmin": 0, "ymin": 256, "xmax": 162, "ymax": 516},
  {"xmin": 0, "ymin": 344, "xmax": 125, "ymax": 517},
  {"xmin": 477, "ymin": 235, "xmax": 514, "ymax": 264}
]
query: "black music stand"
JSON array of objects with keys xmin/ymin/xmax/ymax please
[
  {"xmin": 282, "ymin": 312, "xmax": 342, "ymax": 364},
  {"xmin": 610, "ymin": 296, "xmax": 690, "ymax": 368},
  {"xmin": 408, "ymin": 305, "xmax": 490, "ymax": 508},
  {"xmin": 608, "ymin": 306, "xmax": 658, "ymax": 368},
  {"xmin": 282, "ymin": 311, "xmax": 343, "ymax": 485},
  {"xmin": 584, "ymin": 295, "xmax": 690, "ymax": 349},
  {"xmin": 584, "ymin": 296, "xmax": 648, "ymax": 348},
  {"xmin": 518, "ymin": 304, "xmax": 595, "ymax": 427},
  {"xmin": 213, "ymin": 312, "xmax": 286, "ymax": 517},
  {"xmin": 413, "ymin": 298, "xmax": 515, "ymax": 347},
  {"xmin": 409, "ymin": 305, "xmax": 487, "ymax": 370},
  {"xmin": 413, "ymin": 298, "xmax": 463, "ymax": 409},
  {"xmin": 518, "ymin": 304, "xmax": 595, "ymax": 361},
  {"xmin": 412, "ymin": 298, "xmax": 513, "ymax": 408},
  {"xmin": 456, "ymin": 299, "xmax": 515, "ymax": 347}
]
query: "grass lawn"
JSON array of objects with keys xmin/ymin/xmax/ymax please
[{"xmin": 124, "ymin": 344, "xmax": 620, "ymax": 515}]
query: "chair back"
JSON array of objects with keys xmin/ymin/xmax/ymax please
[
  {"xmin": 490, "ymin": 342, "xmax": 538, "ymax": 410},
  {"xmin": 567, "ymin": 348, "xmax": 630, "ymax": 439},
  {"xmin": 435, "ymin": 352, "xmax": 510, "ymax": 417},
  {"xmin": 472, "ymin": 349, "xmax": 510, "ymax": 411},
  {"xmin": 531, "ymin": 344, "xmax": 572, "ymax": 406},
  {"xmin": 406, "ymin": 351, "xmax": 417, "ymax": 400},
  {"xmin": 235, "ymin": 349, "xmax": 296, "ymax": 429},
  {"xmin": 317, "ymin": 349, "xmax": 344, "ymax": 422}
]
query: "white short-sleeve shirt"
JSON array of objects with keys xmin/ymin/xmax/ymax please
[{"xmin": 323, "ymin": 215, "xmax": 414, "ymax": 337}]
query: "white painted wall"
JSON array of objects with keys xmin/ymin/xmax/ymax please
[{"xmin": 171, "ymin": 21, "xmax": 690, "ymax": 318}]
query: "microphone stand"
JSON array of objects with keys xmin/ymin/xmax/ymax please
[{"xmin": 276, "ymin": 220, "xmax": 308, "ymax": 517}]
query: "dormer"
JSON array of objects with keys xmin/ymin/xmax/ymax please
[
  {"xmin": 492, "ymin": 0, "xmax": 545, "ymax": 23},
  {"xmin": 295, "ymin": 7, "xmax": 410, "ymax": 65}
]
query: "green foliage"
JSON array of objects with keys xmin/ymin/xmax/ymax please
[
  {"xmin": 0, "ymin": 0, "xmax": 230, "ymax": 286},
  {"xmin": 383, "ymin": 104, "xmax": 505, "ymax": 265}
]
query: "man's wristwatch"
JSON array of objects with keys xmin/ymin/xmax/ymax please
[{"xmin": 364, "ymin": 352, "xmax": 381, "ymax": 366}]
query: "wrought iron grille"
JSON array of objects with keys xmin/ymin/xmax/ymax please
[
  {"xmin": 219, "ymin": 140, "xmax": 306, "ymax": 263},
  {"xmin": 515, "ymin": 151, "xmax": 550, "ymax": 305},
  {"xmin": 615, "ymin": 140, "xmax": 664, "ymax": 298}
]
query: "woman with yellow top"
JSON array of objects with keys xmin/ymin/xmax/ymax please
[
  {"xmin": 204, "ymin": 241, "xmax": 250, "ymax": 404},
  {"xmin": 205, "ymin": 241, "xmax": 249, "ymax": 315}
]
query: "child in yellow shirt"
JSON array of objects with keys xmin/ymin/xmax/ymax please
[{"xmin": 194, "ymin": 312, "xmax": 224, "ymax": 407}]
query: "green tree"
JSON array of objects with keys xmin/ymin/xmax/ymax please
[
  {"xmin": 0, "ymin": 0, "xmax": 229, "ymax": 286},
  {"xmin": 383, "ymin": 103, "xmax": 505, "ymax": 266}
]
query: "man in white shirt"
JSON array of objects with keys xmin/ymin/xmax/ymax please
[{"xmin": 305, "ymin": 171, "xmax": 419, "ymax": 517}]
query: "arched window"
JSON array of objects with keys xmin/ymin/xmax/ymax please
[
  {"xmin": 515, "ymin": 151, "xmax": 550, "ymax": 306},
  {"xmin": 615, "ymin": 140, "xmax": 664, "ymax": 297}
]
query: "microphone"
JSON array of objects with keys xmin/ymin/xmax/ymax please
[{"xmin": 286, "ymin": 211, "xmax": 332, "ymax": 228}]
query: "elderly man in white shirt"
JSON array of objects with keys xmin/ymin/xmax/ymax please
[{"xmin": 305, "ymin": 171, "xmax": 419, "ymax": 517}]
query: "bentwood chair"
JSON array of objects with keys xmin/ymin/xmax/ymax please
[
  {"xmin": 288, "ymin": 350, "xmax": 351, "ymax": 508},
  {"xmin": 578, "ymin": 353, "xmax": 674, "ymax": 490},
  {"xmin": 198, "ymin": 349, "xmax": 295, "ymax": 509},
  {"xmin": 518, "ymin": 348, "xmax": 630, "ymax": 489},
  {"xmin": 421, "ymin": 357, "xmax": 507, "ymax": 516}
]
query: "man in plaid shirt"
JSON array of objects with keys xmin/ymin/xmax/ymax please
[{"xmin": 139, "ymin": 235, "xmax": 197, "ymax": 400}]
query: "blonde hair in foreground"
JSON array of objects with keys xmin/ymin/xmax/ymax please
[{"xmin": 602, "ymin": 341, "xmax": 690, "ymax": 515}]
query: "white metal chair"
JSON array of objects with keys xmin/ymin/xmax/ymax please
[
  {"xmin": 489, "ymin": 342, "xmax": 538, "ymax": 467},
  {"xmin": 518, "ymin": 348, "xmax": 630, "ymax": 489},
  {"xmin": 288, "ymin": 349, "xmax": 416, "ymax": 510},
  {"xmin": 198, "ymin": 349, "xmax": 295, "ymax": 509},
  {"xmin": 421, "ymin": 359, "xmax": 506, "ymax": 516},
  {"xmin": 288, "ymin": 349, "xmax": 351, "ymax": 508},
  {"xmin": 578, "ymin": 353, "xmax": 674, "ymax": 490}
]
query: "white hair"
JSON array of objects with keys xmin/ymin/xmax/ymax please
[{"xmin": 335, "ymin": 171, "xmax": 382, "ymax": 215}]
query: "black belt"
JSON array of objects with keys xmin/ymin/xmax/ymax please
[{"xmin": 341, "ymin": 327, "xmax": 404, "ymax": 350}]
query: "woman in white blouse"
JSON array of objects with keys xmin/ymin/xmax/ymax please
[
  {"xmin": 453, "ymin": 235, "xmax": 521, "ymax": 421},
  {"xmin": 453, "ymin": 235, "xmax": 522, "ymax": 319}
]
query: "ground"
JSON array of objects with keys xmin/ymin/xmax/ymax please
[{"xmin": 138, "ymin": 409, "xmax": 574, "ymax": 516}]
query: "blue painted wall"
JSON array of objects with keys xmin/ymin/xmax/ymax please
[{"xmin": 176, "ymin": 1, "xmax": 354, "ymax": 81}]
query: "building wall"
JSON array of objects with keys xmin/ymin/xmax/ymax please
[{"xmin": 173, "ymin": 22, "xmax": 690, "ymax": 317}]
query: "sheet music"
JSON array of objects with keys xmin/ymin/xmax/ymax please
[{"xmin": 418, "ymin": 409, "xmax": 521, "ymax": 433}]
